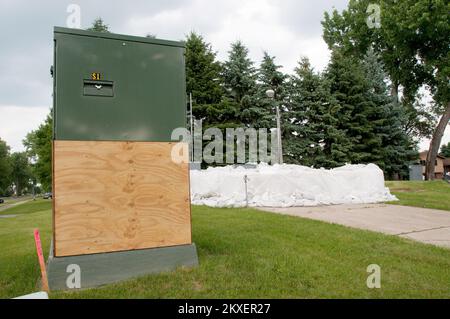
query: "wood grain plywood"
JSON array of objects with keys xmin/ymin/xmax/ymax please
[{"xmin": 53, "ymin": 141, "xmax": 191, "ymax": 257}]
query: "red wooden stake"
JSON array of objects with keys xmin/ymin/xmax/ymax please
[{"xmin": 33, "ymin": 229, "xmax": 49, "ymax": 292}]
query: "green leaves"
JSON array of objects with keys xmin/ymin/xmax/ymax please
[
  {"xmin": 9, "ymin": 152, "xmax": 32, "ymax": 196},
  {"xmin": 322, "ymin": 0, "xmax": 449, "ymax": 120},
  {"xmin": 23, "ymin": 112, "xmax": 53, "ymax": 192},
  {"xmin": 440, "ymin": 142, "xmax": 450, "ymax": 158},
  {"xmin": 0, "ymin": 139, "xmax": 12, "ymax": 196},
  {"xmin": 0, "ymin": 140, "xmax": 34, "ymax": 196}
]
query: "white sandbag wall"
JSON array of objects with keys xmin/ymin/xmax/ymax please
[{"xmin": 190, "ymin": 163, "xmax": 397, "ymax": 208}]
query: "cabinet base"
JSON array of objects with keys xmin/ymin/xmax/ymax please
[{"xmin": 47, "ymin": 243, "xmax": 198, "ymax": 290}]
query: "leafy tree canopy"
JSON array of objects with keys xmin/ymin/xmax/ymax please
[
  {"xmin": 440, "ymin": 142, "xmax": 450, "ymax": 158},
  {"xmin": 23, "ymin": 112, "xmax": 53, "ymax": 192}
]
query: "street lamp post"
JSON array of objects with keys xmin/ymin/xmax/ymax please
[{"xmin": 265, "ymin": 89, "xmax": 283, "ymax": 165}]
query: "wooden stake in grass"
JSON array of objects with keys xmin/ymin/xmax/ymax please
[{"xmin": 33, "ymin": 229, "xmax": 49, "ymax": 292}]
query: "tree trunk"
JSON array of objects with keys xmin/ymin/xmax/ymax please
[
  {"xmin": 391, "ymin": 82, "xmax": 399, "ymax": 104},
  {"xmin": 425, "ymin": 102, "xmax": 450, "ymax": 180}
]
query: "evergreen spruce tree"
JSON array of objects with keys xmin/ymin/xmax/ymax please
[
  {"xmin": 86, "ymin": 18, "xmax": 110, "ymax": 33},
  {"xmin": 185, "ymin": 33, "xmax": 237, "ymax": 166},
  {"xmin": 361, "ymin": 49, "xmax": 416, "ymax": 178},
  {"xmin": 185, "ymin": 32, "xmax": 223, "ymax": 110},
  {"xmin": 220, "ymin": 42, "xmax": 257, "ymax": 163},
  {"xmin": 286, "ymin": 58, "xmax": 349, "ymax": 167},
  {"xmin": 222, "ymin": 41, "xmax": 257, "ymax": 120},
  {"xmin": 185, "ymin": 32, "xmax": 241, "ymax": 128},
  {"xmin": 325, "ymin": 49, "xmax": 380, "ymax": 165},
  {"xmin": 251, "ymin": 52, "xmax": 287, "ymax": 130}
]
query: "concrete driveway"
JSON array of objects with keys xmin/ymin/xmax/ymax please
[{"xmin": 259, "ymin": 204, "xmax": 450, "ymax": 249}]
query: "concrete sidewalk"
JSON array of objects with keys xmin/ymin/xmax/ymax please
[{"xmin": 259, "ymin": 204, "xmax": 450, "ymax": 249}]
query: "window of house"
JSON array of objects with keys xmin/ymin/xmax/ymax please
[{"xmin": 420, "ymin": 160, "xmax": 438, "ymax": 166}]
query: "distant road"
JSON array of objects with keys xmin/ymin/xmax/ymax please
[{"xmin": 0, "ymin": 197, "xmax": 33, "ymax": 212}]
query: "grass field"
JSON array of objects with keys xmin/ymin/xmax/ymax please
[
  {"xmin": 0, "ymin": 198, "xmax": 449, "ymax": 299},
  {"xmin": 386, "ymin": 180, "xmax": 450, "ymax": 211},
  {"xmin": 0, "ymin": 200, "xmax": 52, "ymax": 298}
]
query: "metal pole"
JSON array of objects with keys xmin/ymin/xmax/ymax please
[
  {"xmin": 189, "ymin": 93, "xmax": 194, "ymax": 162},
  {"xmin": 244, "ymin": 175, "xmax": 249, "ymax": 207},
  {"xmin": 276, "ymin": 104, "xmax": 283, "ymax": 165}
]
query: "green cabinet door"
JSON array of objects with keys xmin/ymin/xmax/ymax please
[{"xmin": 53, "ymin": 27, "xmax": 186, "ymax": 142}]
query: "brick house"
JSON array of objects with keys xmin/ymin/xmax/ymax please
[
  {"xmin": 444, "ymin": 158, "xmax": 450, "ymax": 178},
  {"xmin": 419, "ymin": 151, "xmax": 447, "ymax": 179}
]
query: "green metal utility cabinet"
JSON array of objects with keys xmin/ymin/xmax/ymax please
[{"xmin": 48, "ymin": 27, "xmax": 197, "ymax": 290}]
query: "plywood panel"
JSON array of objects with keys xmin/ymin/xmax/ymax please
[{"xmin": 53, "ymin": 141, "xmax": 191, "ymax": 257}]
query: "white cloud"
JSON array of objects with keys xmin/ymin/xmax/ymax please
[
  {"xmin": 0, "ymin": 105, "xmax": 50, "ymax": 153},
  {"xmin": 419, "ymin": 127, "xmax": 450, "ymax": 152},
  {"xmin": 124, "ymin": 0, "xmax": 333, "ymax": 73}
]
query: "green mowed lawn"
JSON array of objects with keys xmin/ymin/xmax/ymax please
[
  {"xmin": 0, "ymin": 200, "xmax": 52, "ymax": 298},
  {"xmin": 1, "ymin": 199, "xmax": 449, "ymax": 299},
  {"xmin": 386, "ymin": 180, "xmax": 450, "ymax": 211}
]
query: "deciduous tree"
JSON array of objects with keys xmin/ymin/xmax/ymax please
[
  {"xmin": 322, "ymin": 0, "xmax": 449, "ymax": 179},
  {"xmin": 0, "ymin": 139, "xmax": 12, "ymax": 196},
  {"xmin": 23, "ymin": 112, "xmax": 53, "ymax": 192},
  {"xmin": 10, "ymin": 152, "xmax": 32, "ymax": 196}
]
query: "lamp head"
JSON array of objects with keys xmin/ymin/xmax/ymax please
[{"xmin": 265, "ymin": 89, "xmax": 275, "ymax": 99}]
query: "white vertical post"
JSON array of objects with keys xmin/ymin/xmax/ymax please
[
  {"xmin": 244, "ymin": 175, "xmax": 249, "ymax": 207},
  {"xmin": 189, "ymin": 93, "xmax": 194, "ymax": 162}
]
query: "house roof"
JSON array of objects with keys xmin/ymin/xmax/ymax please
[{"xmin": 420, "ymin": 151, "xmax": 446, "ymax": 160}]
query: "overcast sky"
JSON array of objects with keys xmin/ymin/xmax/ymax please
[{"xmin": 0, "ymin": 0, "xmax": 448, "ymax": 152}]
